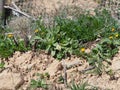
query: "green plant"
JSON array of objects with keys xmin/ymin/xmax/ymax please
[
  {"xmin": 58, "ymin": 75, "xmax": 64, "ymax": 83},
  {"xmin": 31, "ymin": 8, "xmax": 119, "ymax": 61},
  {"xmin": 44, "ymin": 72, "xmax": 50, "ymax": 79},
  {"xmin": 70, "ymin": 82, "xmax": 98, "ymax": 90},
  {"xmin": 85, "ymin": 37, "xmax": 120, "ymax": 75},
  {"xmin": 0, "ymin": 34, "xmax": 30, "ymax": 59},
  {"xmin": 0, "ymin": 37, "xmax": 15, "ymax": 58},
  {"xmin": 0, "ymin": 62, "xmax": 5, "ymax": 69},
  {"xmin": 100, "ymin": 38, "xmax": 119, "ymax": 58},
  {"xmin": 30, "ymin": 73, "xmax": 48, "ymax": 89},
  {"xmin": 106, "ymin": 69, "xmax": 116, "ymax": 80},
  {"xmin": 33, "ymin": 24, "xmax": 79, "ymax": 60},
  {"xmin": 55, "ymin": 14, "xmax": 97, "ymax": 43},
  {"xmin": 71, "ymin": 82, "xmax": 88, "ymax": 90},
  {"xmin": 30, "ymin": 79, "xmax": 48, "ymax": 89}
]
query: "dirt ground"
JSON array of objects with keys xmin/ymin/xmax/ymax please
[
  {"xmin": 16, "ymin": 0, "xmax": 98, "ymax": 17},
  {"xmin": 1, "ymin": 47, "xmax": 120, "ymax": 90}
]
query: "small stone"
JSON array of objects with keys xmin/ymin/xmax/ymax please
[
  {"xmin": 27, "ymin": 63, "xmax": 35, "ymax": 70},
  {"xmin": 67, "ymin": 68, "xmax": 77, "ymax": 73},
  {"xmin": 85, "ymin": 48, "xmax": 91, "ymax": 53},
  {"xmin": 112, "ymin": 60, "xmax": 120, "ymax": 70},
  {"xmin": 39, "ymin": 60, "xmax": 42, "ymax": 63},
  {"xmin": 49, "ymin": 59, "xmax": 53, "ymax": 63},
  {"xmin": 42, "ymin": 65, "xmax": 46, "ymax": 70},
  {"xmin": 12, "ymin": 68, "xmax": 19, "ymax": 73},
  {"xmin": 68, "ymin": 79, "xmax": 72, "ymax": 83},
  {"xmin": 51, "ymin": 76, "xmax": 55, "ymax": 79},
  {"xmin": 32, "ymin": 73, "xmax": 36, "ymax": 77},
  {"xmin": 57, "ymin": 63, "xmax": 63, "ymax": 71},
  {"xmin": 0, "ymin": 69, "xmax": 24, "ymax": 90},
  {"xmin": 56, "ymin": 71, "xmax": 61, "ymax": 75}
]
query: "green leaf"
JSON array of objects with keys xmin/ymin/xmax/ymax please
[
  {"xmin": 100, "ymin": 38, "xmax": 111, "ymax": 45},
  {"xmin": 0, "ymin": 62, "xmax": 5, "ymax": 68},
  {"xmin": 95, "ymin": 44, "xmax": 103, "ymax": 52},
  {"xmin": 31, "ymin": 79, "xmax": 37, "ymax": 85},
  {"xmin": 54, "ymin": 43, "xmax": 62, "ymax": 51},
  {"xmin": 51, "ymin": 50, "xmax": 56, "ymax": 57},
  {"xmin": 56, "ymin": 52, "xmax": 64, "ymax": 60}
]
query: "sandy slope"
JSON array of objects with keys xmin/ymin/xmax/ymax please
[
  {"xmin": 1, "ymin": 49, "xmax": 120, "ymax": 90},
  {"xmin": 16, "ymin": 0, "xmax": 98, "ymax": 17}
]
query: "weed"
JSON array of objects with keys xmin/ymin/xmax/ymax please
[
  {"xmin": 58, "ymin": 75, "xmax": 64, "ymax": 84},
  {"xmin": 85, "ymin": 37, "xmax": 120, "ymax": 75},
  {"xmin": 30, "ymin": 73, "xmax": 49, "ymax": 89},
  {"xmin": 30, "ymin": 79, "xmax": 48, "ymax": 89},
  {"xmin": 31, "ymin": 9, "xmax": 118, "ymax": 60},
  {"xmin": 0, "ymin": 33, "xmax": 30, "ymax": 59},
  {"xmin": 0, "ymin": 62, "xmax": 5, "ymax": 69},
  {"xmin": 70, "ymin": 81, "xmax": 98, "ymax": 90}
]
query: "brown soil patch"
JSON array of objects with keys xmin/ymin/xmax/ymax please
[
  {"xmin": 16, "ymin": 0, "xmax": 98, "ymax": 17},
  {"xmin": 1, "ymin": 49, "xmax": 120, "ymax": 90}
]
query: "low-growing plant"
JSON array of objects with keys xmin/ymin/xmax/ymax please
[
  {"xmin": 33, "ymin": 25, "xmax": 79, "ymax": 60},
  {"xmin": 70, "ymin": 81, "xmax": 98, "ymax": 90},
  {"xmin": 30, "ymin": 79, "xmax": 48, "ymax": 89},
  {"xmin": 58, "ymin": 75, "xmax": 64, "ymax": 83},
  {"xmin": 31, "ymin": 9, "xmax": 119, "ymax": 60},
  {"xmin": 84, "ymin": 37, "xmax": 120, "ymax": 75},
  {"xmin": 106, "ymin": 69, "xmax": 117, "ymax": 80},
  {"xmin": 30, "ymin": 73, "xmax": 48, "ymax": 89},
  {"xmin": 0, "ymin": 62, "xmax": 5, "ymax": 69},
  {"xmin": 0, "ymin": 34, "xmax": 30, "ymax": 59},
  {"xmin": 71, "ymin": 82, "xmax": 88, "ymax": 90}
]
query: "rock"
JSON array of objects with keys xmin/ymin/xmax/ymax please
[
  {"xmin": 45, "ymin": 60, "xmax": 60, "ymax": 76},
  {"xmin": 65, "ymin": 59, "xmax": 82, "ymax": 69},
  {"xmin": 22, "ymin": 63, "xmax": 35, "ymax": 71},
  {"xmin": 0, "ymin": 69, "xmax": 24, "ymax": 90},
  {"xmin": 14, "ymin": 51, "xmax": 33, "ymax": 66},
  {"xmin": 111, "ymin": 59, "xmax": 120, "ymax": 71},
  {"xmin": 85, "ymin": 48, "xmax": 91, "ymax": 53},
  {"xmin": 57, "ymin": 71, "xmax": 61, "ymax": 75},
  {"xmin": 68, "ymin": 78, "xmax": 72, "ymax": 83},
  {"xmin": 67, "ymin": 68, "xmax": 78, "ymax": 73},
  {"xmin": 57, "ymin": 63, "xmax": 63, "ymax": 71}
]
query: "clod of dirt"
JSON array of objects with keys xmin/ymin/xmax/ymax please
[
  {"xmin": 57, "ymin": 63, "xmax": 63, "ymax": 71},
  {"xmin": 0, "ymin": 69, "xmax": 24, "ymax": 90},
  {"xmin": 111, "ymin": 51, "xmax": 120, "ymax": 71},
  {"xmin": 45, "ymin": 60, "xmax": 60, "ymax": 77}
]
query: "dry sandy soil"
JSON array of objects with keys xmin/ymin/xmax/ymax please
[
  {"xmin": 1, "ymin": 47, "xmax": 120, "ymax": 90},
  {"xmin": 15, "ymin": 0, "xmax": 98, "ymax": 17}
]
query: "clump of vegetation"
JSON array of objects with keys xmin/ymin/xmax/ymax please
[
  {"xmin": 0, "ymin": 9, "xmax": 119, "ymax": 69},
  {"xmin": 81, "ymin": 26, "xmax": 120, "ymax": 75},
  {"xmin": 0, "ymin": 33, "xmax": 30, "ymax": 59},
  {"xmin": 70, "ymin": 81, "xmax": 98, "ymax": 90},
  {"xmin": 31, "ymin": 9, "xmax": 119, "ymax": 60},
  {"xmin": 30, "ymin": 73, "xmax": 49, "ymax": 89},
  {"xmin": 30, "ymin": 78, "xmax": 48, "ymax": 89},
  {"xmin": 0, "ymin": 62, "xmax": 5, "ymax": 69}
]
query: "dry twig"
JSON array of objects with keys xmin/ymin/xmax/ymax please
[
  {"xmin": 4, "ymin": 5, "xmax": 36, "ymax": 20},
  {"xmin": 62, "ymin": 60, "xmax": 67, "ymax": 88}
]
